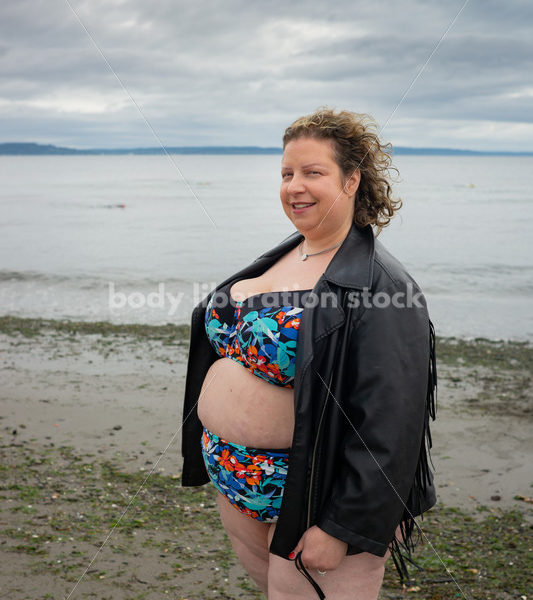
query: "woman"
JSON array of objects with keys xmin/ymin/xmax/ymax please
[{"xmin": 181, "ymin": 107, "xmax": 437, "ymax": 599}]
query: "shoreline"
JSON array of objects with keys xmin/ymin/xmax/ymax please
[
  {"xmin": 1, "ymin": 315, "xmax": 532, "ymax": 598},
  {"xmin": 2, "ymin": 312, "xmax": 533, "ymax": 353}
]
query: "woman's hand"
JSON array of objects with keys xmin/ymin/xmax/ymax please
[{"xmin": 289, "ymin": 525, "xmax": 348, "ymax": 571}]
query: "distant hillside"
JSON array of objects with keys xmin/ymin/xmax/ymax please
[
  {"xmin": 0, "ymin": 143, "xmax": 83, "ymax": 155},
  {"xmin": 0, "ymin": 143, "xmax": 282, "ymax": 155},
  {"xmin": 1, "ymin": 142, "xmax": 532, "ymax": 156}
]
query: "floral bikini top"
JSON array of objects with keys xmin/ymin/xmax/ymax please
[{"xmin": 204, "ymin": 280, "xmax": 313, "ymax": 388}]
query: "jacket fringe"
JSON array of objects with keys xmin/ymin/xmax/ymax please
[{"xmin": 389, "ymin": 318, "xmax": 437, "ymax": 583}]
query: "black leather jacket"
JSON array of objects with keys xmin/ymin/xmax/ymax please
[{"xmin": 181, "ymin": 222, "xmax": 437, "ymax": 567}]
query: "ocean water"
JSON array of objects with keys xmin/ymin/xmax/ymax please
[{"xmin": 0, "ymin": 154, "xmax": 532, "ymax": 341}]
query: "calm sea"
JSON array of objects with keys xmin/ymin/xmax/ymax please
[{"xmin": 0, "ymin": 154, "xmax": 532, "ymax": 341}]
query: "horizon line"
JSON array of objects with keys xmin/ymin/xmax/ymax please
[{"xmin": 0, "ymin": 141, "xmax": 532, "ymax": 156}]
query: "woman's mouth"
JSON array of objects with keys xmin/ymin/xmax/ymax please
[{"xmin": 291, "ymin": 202, "xmax": 316, "ymax": 214}]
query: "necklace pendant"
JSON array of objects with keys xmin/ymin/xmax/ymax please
[{"xmin": 301, "ymin": 253, "xmax": 308, "ymax": 261}]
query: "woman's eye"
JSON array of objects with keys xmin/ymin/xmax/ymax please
[{"xmin": 281, "ymin": 171, "xmax": 320, "ymax": 178}]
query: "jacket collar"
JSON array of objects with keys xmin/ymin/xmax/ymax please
[{"xmin": 258, "ymin": 221, "xmax": 375, "ymax": 291}]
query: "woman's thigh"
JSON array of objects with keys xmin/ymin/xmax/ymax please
[
  {"xmin": 266, "ymin": 525, "xmax": 391, "ymax": 600},
  {"xmin": 216, "ymin": 492, "xmax": 271, "ymax": 559}
]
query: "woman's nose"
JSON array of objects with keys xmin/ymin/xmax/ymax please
[{"xmin": 287, "ymin": 173, "xmax": 305, "ymax": 193}]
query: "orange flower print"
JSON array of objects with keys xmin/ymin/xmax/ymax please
[
  {"xmin": 285, "ymin": 318, "xmax": 300, "ymax": 329},
  {"xmin": 256, "ymin": 363, "xmax": 270, "ymax": 377},
  {"xmin": 229, "ymin": 457, "xmax": 246, "ymax": 474},
  {"xmin": 239, "ymin": 507, "xmax": 259, "ymax": 519},
  {"xmin": 276, "ymin": 311, "xmax": 286, "ymax": 324},
  {"xmin": 266, "ymin": 363, "xmax": 281, "ymax": 378},
  {"xmin": 202, "ymin": 430, "xmax": 210, "ymax": 448},
  {"xmin": 216, "ymin": 449, "xmax": 235, "ymax": 471},
  {"xmin": 242, "ymin": 464, "xmax": 262, "ymax": 486}
]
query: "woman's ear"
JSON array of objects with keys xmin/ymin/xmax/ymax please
[{"xmin": 344, "ymin": 169, "xmax": 361, "ymax": 198}]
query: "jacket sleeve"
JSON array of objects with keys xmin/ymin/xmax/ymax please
[{"xmin": 317, "ymin": 280, "xmax": 432, "ymax": 557}]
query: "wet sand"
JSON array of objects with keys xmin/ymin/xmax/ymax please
[{"xmin": 1, "ymin": 316, "xmax": 531, "ymax": 599}]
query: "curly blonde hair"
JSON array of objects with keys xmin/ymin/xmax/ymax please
[{"xmin": 282, "ymin": 106, "xmax": 402, "ymax": 234}]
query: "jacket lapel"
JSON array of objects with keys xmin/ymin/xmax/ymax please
[
  {"xmin": 293, "ymin": 223, "xmax": 375, "ymax": 381},
  {"xmin": 323, "ymin": 222, "xmax": 375, "ymax": 290}
]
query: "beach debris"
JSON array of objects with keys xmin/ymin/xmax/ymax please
[
  {"xmin": 113, "ymin": 424, "xmax": 122, "ymax": 431},
  {"xmin": 490, "ymin": 495, "xmax": 501, "ymax": 501},
  {"xmin": 514, "ymin": 494, "xmax": 533, "ymax": 504}
]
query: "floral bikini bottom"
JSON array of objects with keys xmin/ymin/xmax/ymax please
[{"xmin": 201, "ymin": 426, "xmax": 290, "ymax": 523}]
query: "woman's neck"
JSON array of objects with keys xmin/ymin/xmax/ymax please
[{"xmin": 301, "ymin": 221, "xmax": 352, "ymax": 254}]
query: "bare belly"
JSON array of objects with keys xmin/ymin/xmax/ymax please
[{"xmin": 197, "ymin": 357, "xmax": 295, "ymax": 449}]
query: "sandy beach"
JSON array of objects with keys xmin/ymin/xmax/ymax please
[{"xmin": 1, "ymin": 316, "xmax": 531, "ymax": 599}]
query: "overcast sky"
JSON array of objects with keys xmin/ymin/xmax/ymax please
[{"xmin": 1, "ymin": 0, "xmax": 532, "ymax": 151}]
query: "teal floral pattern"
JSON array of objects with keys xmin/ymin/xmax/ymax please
[
  {"xmin": 204, "ymin": 284, "xmax": 312, "ymax": 388},
  {"xmin": 201, "ymin": 427, "xmax": 290, "ymax": 522}
]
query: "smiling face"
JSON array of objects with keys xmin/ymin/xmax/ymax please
[{"xmin": 280, "ymin": 136, "xmax": 360, "ymax": 241}]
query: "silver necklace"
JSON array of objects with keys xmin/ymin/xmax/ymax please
[{"xmin": 298, "ymin": 240, "xmax": 342, "ymax": 261}]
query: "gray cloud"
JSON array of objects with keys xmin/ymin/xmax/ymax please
[{"xmin": 0, "ymin": 0, "xmax": 532, "ymax": 150}]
